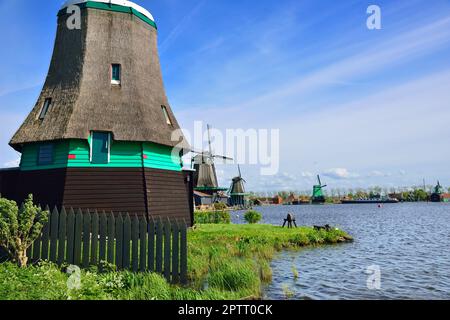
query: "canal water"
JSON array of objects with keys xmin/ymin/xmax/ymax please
[{"xmin": 232, "ymin": 203, "xmax": 450, "ymax": 300}]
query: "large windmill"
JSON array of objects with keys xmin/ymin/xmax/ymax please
[
  {"xmin": 191, "ymin": 125, "xmax": 233, "ymax": 201},
  {"xmin": 229, "ymin": 165, "xmax": 248, "ymax": 207},
  {"xmin": 311, "ymin": 175, "xmax": 327, "ymax": 204}
]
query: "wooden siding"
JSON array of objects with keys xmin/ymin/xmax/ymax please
[
  {"xmin": 143, "ymin": 142, "xmax": 182, "ymax": 171},
  {"xmin": 63, "ymin": 168, "xmax": 147, "ymax": 215},
  {"xmin": 145, "ymin": 168, "xmax": 191, "ymax": 222},
  {"xmin": 2, "ymin": 167, "xmax": 193, "ymax": 225},
  {"xmin": 20, "ymin": 141, "xmax": 69, "ymax": 171},
  {"xmin": 67, "ymin": 139, "xmax": 143, "ymax": 168},
  {"xmin": 20, "ymin": 140, "xmax": 182, "ymax": 171}
]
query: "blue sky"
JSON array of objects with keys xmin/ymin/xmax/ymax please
[{"xmin": 1, "ymin": 0, "xmax": 450, "ymax": 192}]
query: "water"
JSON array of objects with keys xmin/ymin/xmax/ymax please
[{"xmin": 232, "ymin": 203, "xmax": 450, "ymax": 300}]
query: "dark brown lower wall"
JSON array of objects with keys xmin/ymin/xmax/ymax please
[
  {"xmin": 0, "ymin": 167, "xmax": 193, "ymax": 225},
  {"xmin": 0, "ymin": 168, "xmax": 65, "ymax": 208},
  {"xmin": 63, "ymin": 168, "xmax": 148, "ymax": 215},
  {"xmin": 145, "ymin": 168, "xmax": 192, "ymax": 223}
]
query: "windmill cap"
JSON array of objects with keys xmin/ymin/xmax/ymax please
[{"xmin": 61, "ymin": 0, "xmax": 155, "ymax": 22}]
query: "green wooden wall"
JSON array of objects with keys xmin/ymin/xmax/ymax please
[{"xmin": 20, "ymin": 139, "xmax": 182, "ymax": 172}]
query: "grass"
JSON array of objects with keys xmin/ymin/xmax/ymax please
[{"xmin": 0, "ymin": 224, "xmax": 352, "ymax": 300}]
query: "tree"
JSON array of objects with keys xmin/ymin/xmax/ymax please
[{"xmin": 0, "ymin": 195, "xmax": 49, "ymax": 267}]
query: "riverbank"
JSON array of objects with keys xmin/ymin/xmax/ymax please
[{"xmin": 0, "ymin": 224, "xmax": 352, "ymax": 300}]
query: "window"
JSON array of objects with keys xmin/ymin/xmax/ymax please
[
  {"xmin": 111, "ymin": 64, "xmax": 121, "ymax": 84},
  {"xmin": 161, "ymin": 106, "xmax": 172, "ymax": 126},
  {"xmin": 91, "ymin": 132, "xmax": 110, "ymax": 164},
  {"xmin": 38, "ymin": 144, "xmax": 54, "ymax": 165},
  {"xmin": 39, "ymin": 98, "xmax": 52, "ymax": 120}
]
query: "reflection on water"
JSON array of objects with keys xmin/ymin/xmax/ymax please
[{"xmin": 232, "ymin": 203, "xmax": 450, "ymax": 300}]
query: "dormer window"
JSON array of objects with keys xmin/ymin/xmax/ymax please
[
  {"xmin": 161, "ymin": 105, "xmax": 172, "ymax": 126},
  {"xmin": 39, "ymin": 98, "xmax": 52, "ymax": 120},
  {"xmin": 111, "ymin": 64, "xmax": 121, "ymax": 85}
]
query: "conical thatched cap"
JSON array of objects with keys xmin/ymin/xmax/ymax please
[
  {"xmin": 10, "ymin": 0, "xmax": 188, "ymax": 151},
  {"xmin": 231, "ymin": 177, "xmax": 246, "ymax": 194}
]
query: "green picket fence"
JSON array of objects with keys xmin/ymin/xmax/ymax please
[{"xmin": 27, "ymin": 207, "xmax": 188, "ymax": 284}]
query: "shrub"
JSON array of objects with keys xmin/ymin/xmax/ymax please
[
  {"xmin": 244, "ymin": 210, "xmax": 262, "ymax": 224},
  {"xmin": 213, "ymin": 202, "xmax": 227, "ymax": 211},
  {"xmin": 194, "ymin": 210, "xmax": 231, "ymax": 225},
  {"xmin": 0, "ymin": 194, "xmax": 49, "ymax": 267}
]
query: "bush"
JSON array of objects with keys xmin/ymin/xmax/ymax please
[
  {"xmin": 244, "ymin": 210, "xmax": 262, "ymax": 224},
  {"xmin": 194, "ymin": 210, "xmax": 231, "ymax": 225},
  {"xmin": 213, "ymin": 202, "xmax": 227, "ymax": 211},
  {"xmin": 0, "ymin": 194, "xmax": 49, "ymax": 267}
]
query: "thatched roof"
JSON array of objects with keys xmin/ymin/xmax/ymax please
[
  {"xmin": 10, "ymin": 4, "xmax": 188, "ymax": 152},
  {"xmin": 230, "ymin": 176, "xmax": 246, "ymax": 194}
]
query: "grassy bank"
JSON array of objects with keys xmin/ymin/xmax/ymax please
[{"xmin": 0, "ymin": 224, "xmax": 352, "ymax": 300}]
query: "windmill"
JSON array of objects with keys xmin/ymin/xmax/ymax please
[
  {"xmin": 191, "ymin": 125, "xmax": 233, "ymax": 200},
  {"xmin": 430, "ymin": 181, "xmax": 444, "ymax": 202},
  {"xmin": 311, "ymin": 175, "xmax": 327, "ymax": 204},
  {"xmin": 229, "ymin": 165, "xmax": 247, "ymax": 207}
]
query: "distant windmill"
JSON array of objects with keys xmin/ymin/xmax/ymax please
[
  {"xmin": 311, "ymin": 175, "xmax": 327, "ymax": 204},
  {"xmin": 229, "ymin": 165, "xmax": 247, "ymax": 207},
  {"xmin": 191, "ymin": 124, "xmax": 233, "ymax": 197},
  {"xmin": 430, "ymin": 180, "xmax": 443, "ymax": 203}
]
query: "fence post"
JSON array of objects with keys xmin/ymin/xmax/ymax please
[
  {"xmin": 123, "ymin": 214, "xmax": 131, "ymax": 270},
  {"xmin": 172, "ymin": 220, "xmax": 180, "ymax": 284},
  {"xmin": 49, "ymin": 207, "xmax": 59, "ymax": 262},
  {"xmin": 82, "ymin": 210, "xmax": 91, "ymax": 268},
  {"xmin": 57, "ymin": 207, "xmax": 67, "ymax": 265},
  {"xmin": 164, "ymin": 218, "xmax": 171, "ymax": 282},
  {"xmin": 73, "ymin": 209, "xmax": 83, "ymax": 266},
  {"xmin": 139, "ymin": 216, "xmax": 147, "ymax": 272},
  {"xmin": 131, "ymin": 214, "xmax": 139, "ymax": 272},
  {"xmin": 99, "ymin": 211, "xmax": 107, "ymax": 264},
  {"xmin": 148, "ymin": 217, "xmax": 155, "ymax": 272},
  {"xmin": 91, "ymin": 210, "xmax": 99, "ymax": 266},
  {"xmin": 180, "ymin": 219, "xmax": 188, "ymax": 285},
  {"xmin": 32, "ymin": 205, "xmax": 43, "ymax": 262},
  {"xmin": 115, "ymin": 214, "xmax": 124, "ymax": 269},
  {"xmin": 66, "ymin": 208, "xmax": 75, "ymax": 264},
  {"xmin": 155, "ymin": 217, "xmax": 163, "ymax": 274},
  {"xmin": 40, "ymin": 205, "xmax": 51, "ymax": 261},
  {"xmin": 107, "ymin": 212, "xmax": 115, "ymax": 265}
]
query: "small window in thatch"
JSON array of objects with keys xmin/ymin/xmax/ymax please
[
  {"xmin": 161, "ymin": 106, "xmax": 172, "ymax": 126},
  {"xmin": 38, "ymin": 144, "xmax": 54, "ymax": 165},
  {"xmin": 111, "ymin": 64, "xmax": 121, "ymax": 85},
  {"xmin": 39, "ymin": 98, "xmax": 52, "ymax": 120}
]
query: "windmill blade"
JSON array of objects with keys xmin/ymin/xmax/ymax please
[
  {"xmin": 207, "ymin": 124, "xmax": 213, "ymax": 155},
  {"xmin": 322, "ymin": 184, "xmax": 328, "ymax": 188},
  {"xmin": 238, "ymin": 164, "xmax": 242, "ymax": 178},
  {"xmin": 213, "ymin": 155, "xmax": 234, "ymax": 161},
  {"xmin": 317, "ymin": 175, "xmax": 322, "ymax": 185}
]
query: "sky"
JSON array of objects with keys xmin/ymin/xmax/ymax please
[{"xmin": 0, "ymin": 0, "xmax": 450, "ymax": 193}]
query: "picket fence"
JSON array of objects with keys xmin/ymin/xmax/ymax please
[{"xmin": 27, "ymin": 207, "xmax": 188, "ymax": 284}]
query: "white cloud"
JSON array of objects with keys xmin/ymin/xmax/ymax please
[
  {"xmin": 323, "ymin": 168, "xmax": 354, "ymax": 179},
  {"xmin": 3, "ymin": 158, "xmax": 20, "ymax": 168}
]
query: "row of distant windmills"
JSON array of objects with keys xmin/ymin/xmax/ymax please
[{"xmin": 190, "ymin": 125, "xmax": 247, "ymax": 207}]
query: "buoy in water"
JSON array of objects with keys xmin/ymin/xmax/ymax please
[{"xmin": 378, "ymin": 204, "xmax": 383, "ymax": 208}]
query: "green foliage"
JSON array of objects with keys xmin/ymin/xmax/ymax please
[
  {"xmin": 194, "ymin": 210, "xmax": 231, "ymax": 225},
  {"xmin": 213, "ymin": 202, "xmax": 227, "ymax": 211},
  {"xmin": 0, "ymin": 194, "xmax": 49, "ymax": 267},
  {"xmin": 0, "ymin": 224, "xmax": 352, "ymax": 300},
  {"xmin": 244, "ymin": 210, "xmax": 262, "ymax": 224}
]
